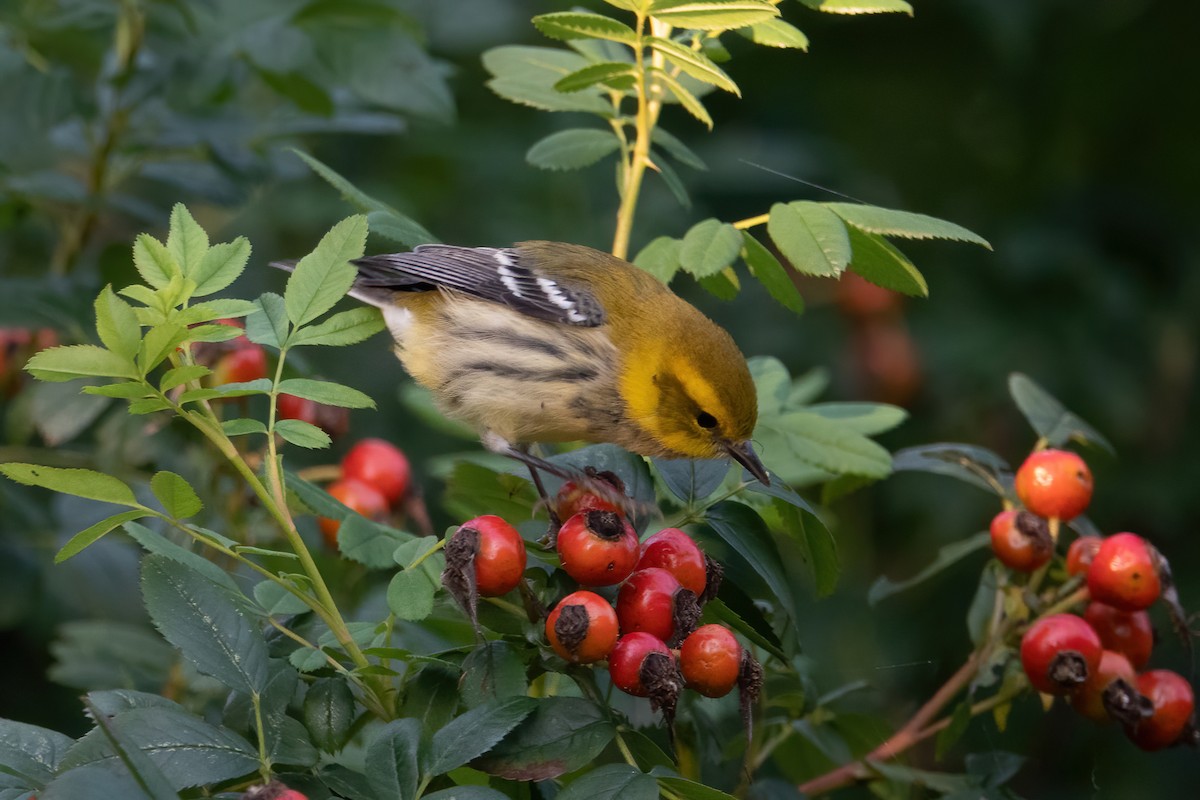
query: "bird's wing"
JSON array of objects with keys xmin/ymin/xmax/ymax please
[{"xmin": 349, "ymin": 245, "xmax": 607, "ymax": 327}]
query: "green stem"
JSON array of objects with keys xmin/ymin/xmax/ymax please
[{"xmin": 251, "ymin": 691, "xmax": 272, "ymax": 782}]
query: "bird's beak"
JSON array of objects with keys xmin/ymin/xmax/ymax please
[{"xmin": 724, "ymin": 440, "xmax": 770, "ymax": 486}]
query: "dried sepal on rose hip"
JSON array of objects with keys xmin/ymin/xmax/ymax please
[
  {"xmin": 545, "ymin": 590, "xmax": 618, "ymax": 664},
  {"xmin": 616, "ymin": 567, "xmax": 701, "ymax": 647},
  {"xmin": 441, "ymin": 515, "xmax": 527, "ymax": 628},
  {"xmin": 609, "ymin": 632, "xmax": 683, "ymax": 727},
  {"xmin": 556, "ymin": 510, "xmax": 639, "ymax": 587},
  {"xmin": 1070, "ymin": 650, "xmax": 1150, "ymax": 725},
  {"xmin": 1126, "ymin": 670, "xmax": 1199, "ymax": 751},
  {"xmin": 1014, "ymin": 448, "xmax": 1094, "ymax": 521},
  {"xmin": 1087, "ymin": 533, "xmax": 1162, "ymax": 611},
  {"xmin": 1020, "ymin": 613, "xmax": 1103, "ymax": 695},
  {"xmin": 989, "ymin": 509, "xmax": 1054, "ymax": 572}
]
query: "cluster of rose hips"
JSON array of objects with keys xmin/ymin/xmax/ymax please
[
  {"xmin": 989, "ymin": 448, "xmax": 1196, "ymax": 751},
  {"xmin": 317, "ymin": 438, "xmax": 412, "ymax": 547},
  {"xmin": 441, "ymin": 471, "xmax": 761, "ymax": 729}
]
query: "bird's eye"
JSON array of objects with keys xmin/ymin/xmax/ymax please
[{"xmin": 696, "ymin": 411, "xmax": 718, "ymax": 429}]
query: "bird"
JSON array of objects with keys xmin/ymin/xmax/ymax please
[{"xmin": 276, "ymin": 240, "xmax": 768, "ymax": 501}]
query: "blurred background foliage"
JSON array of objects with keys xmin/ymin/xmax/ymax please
[{"xmin": 1, "ymin": 0, "xmax": 1196, "ymax": 797}]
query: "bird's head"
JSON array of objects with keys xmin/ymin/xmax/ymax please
[{"xmin": 620, "ymin": 329, "xmax": 768, "ymax": 484}]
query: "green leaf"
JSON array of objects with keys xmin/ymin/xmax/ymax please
[
  {"xmin": 424, "ymin": 788, "xmax": 511, "ymax": 800},
  {"xmin": 25, "ymin": 344, "xmax": 138, "ymax": 381},
  {"xmin": 653, "ymin": 773, "xmax": 739, "ymax": 800},
  {"xmin": 167, "ymin": 204, "xmax": 210, "ymax": 275},
  {"xmin": 79, "ymin": 695, "xmax": 180, "ymax": 800},
  {"xmin": 276, "ymin": 378, "xmax": 376, "ymax": 409},
  {"xmin": 936, "ymin": 701, "xmax": 973, "ymax": 760},
  {"xmin": 697, "ymin": 268, "xmax": 739, "ymax": 300},
  {"xmin": 336, "ymin": 515, "xmax": 415, "ymax": 569},
  {"xmin": 742, "ymin": 17, "xmax": 809, "ymax": 49},
  {"xmin": 867, "ymin": 531, "xmax": 991, "ymax": 605},
  {"xmin": 55, "ymin": 510, "xmax": 148, "ymax": 564},
  {"xmin": 560, "ymin": 764, "xmax": 658, "ymax": 800},
  {"xmin": 276, "ymin": 418, "xmax": 333, "ymax": 449},
  {"xmin": 402, "ymin": 664, "xmax": 463, "ymax": 733},
  {"xmin": 185, "ymin": 323, "xmax": 245, "ymax": 344},
  {"xmin": 679, "ymin": 218, "xmax": 742, "ymax": 278},
  {"xmin": 386, "ymin": 540, "xmax": 444, "ymax": 622},
  {"xmin": 533, "ymin": 12, "xmax": 638, "ymax": 44},
  {"xmin": 137, "ymin": 322, "xmax": 188, "ymax": 376},
  {"xmin": 426, "ymin": 697, "xmax": 538, "ymax": 776},
  {"xmin": 366, "ymin": 718, "xmax": 423, "ymax": 800},
  {"xmin": 141, "ymin": 553, "xmax": 269, "ymax": 693},
  {"xmin": 803, "ymin": 0, "xmax": 913, "ymax": 16},
  {"xmin": 705, "ymin": 501, "xmax": 799, "ymax": 636},
  {"xmin": 246, "ymin": 292, "xmax": 290, "ymax": 350},
  {"xmin": 633, "ymin": 236, "xmax": 682, "ymax": 283},
  {"xmin": 304, "ymin": 677, "xmax": 356, "ymax": 754},
  {"xmin": 806, "ymin": 402, "xmax": 908, "ymax": 436},
  {"xmin": 288, "ymin": 306, "xmax": 385, "ymax": 347},
  {"xmin": 648, "ymin": 37, "xmax": 739, "ymax": 94},
  {"xmin": 653, "ymin": 458, "xmax": 728, "ymax": 503},
  {"xmin": 651, "ymin": 128, "xmax": 706, "ymax": 171},
  {"xmin": 94, "ymin": 286, "xmax": 141, "ymax": 361},
  {"xmin": 527, "ymin": 129, "xmax": 622, "ymax": 171},
  {"xmin": 367, "ymin": 209, "xmax": 440, "ymax": 249},
  {"xmin": 0, "ymin": 463, "xmax": 139, "ymax": 506},
  {"xmin": 768, "ymin": 201, "xmax": 852, "ymax": 277},
  {"xmin": 771, "ymin": 497, "xmax": 840, "ymax": 598},
  {"xmin": 124, "ymin": 521, "xmax": 241, "ymax": 593},
  {"xmin": 652, "ymin": 70, "xmax": 713, "ymax": 128},
  {"xmin": 891, "ymin": 443, "xmax": 1011, "ymax": 496},
  {"xmin": 252, "ymin": 580, "xmax": 311, "ymax": 616},
  {"xmin": 827, "ymin": 202, "xmax": 988, "ymax": 247},
  {"xmin": 760, "ymin": 410, "xmax": 892, "ymax": 478},
  {"xmin": 483, "ymin": 46, "xmax": 612, "ymax": 115},
  {"xmin": 132, "ymin": 234, "xmax": 181, "ymax": 290},
  {"xmin": 472, "ymin": 698, "xmax": 614, "ymax": 781},
  {"xmin": 58, "ymin": 704, "xmax": 257, "ymax": 791},
  {"xmin": 159, "ymin": 365, "xmax": 210, "ymax": 391},
  {"xmin": 846, "ymin": 226, "xmax": 928, "ymax": 297},
  {"xmin": 1008, "ymin": 373, "xmax": 1114, "ymax": 454},
  {"xmin": 0, "ymin": 718, "xmax": 77, "ymax": 792},
  {"xmin": 460, "ymin": 641, "xmax": 528, "ymax": 709},
  {"xmin": 221, "ymin": 418, "xmax": 268, "ymax": 437},
  {"xmin": 742, "ymin": 232, "xmax": 804, "ymax": 313},
  {"xmin": 285, "ymin": 215, "xmax": 368, "ymax": 327},
  {"xmin": 554, "ymin": 62, "xmax": 636, "ymax": 93},
  {"xmin": 192, "ymin": 238, "xmax": 251, "ymax": 297},
  {"xmin": 83, "ymin": 381, "xmax": 152, "ymax": 399},
  {"xmin": 702, "ymin": 597, "xmax": 786, "ymax": 661},
  {"xmin": 444, "ymin": 462, "xmax": 539, "ymax": 524},
  {"xmin": 650, "ymin": 1, "xmax": 779, "ymax": 31},
  {"xmin": 150, "ymin": 471, "xmax": 202, "ymax": 519}
]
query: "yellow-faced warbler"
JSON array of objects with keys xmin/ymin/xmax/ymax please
[{"xmin": 281, "ymin": 241, "xmax": 768, "ymax": 489}]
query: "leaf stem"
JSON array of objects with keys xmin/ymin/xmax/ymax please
[{"xmin": 251, "ymin": 691, "xmax": 272, "ymax": 782}]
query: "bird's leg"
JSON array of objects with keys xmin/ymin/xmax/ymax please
[{"xmin": 524, "ymin": 457, "xmax": 563, "ymax": 547}]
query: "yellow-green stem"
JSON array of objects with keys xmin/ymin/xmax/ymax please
[{"xmin": 251, "ymin": 691, "xmax": 271, "ymax": 781}]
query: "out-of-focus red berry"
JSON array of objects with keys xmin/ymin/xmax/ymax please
[
  {"xmin": 318, "ymin": 479, "xmax": 389, "ymax": 547},
  {"xmin": 555, "ymin": 478, "xmax": 621, "ymax": 520},
  {"xmin": 1087, "ymin": 533, "xmax": 1161, "ymax": 611},
  {"xmin": 637, "ymin": 528, "xmax": 707, "ymax": 596},
  {"xmin": 1066, "ymin": 535, "xmax": 1103, "ymax": 577},
  {"xmin": 459, "ymin": 514, "xmax": 527, "ymax": 597},
  {"xmin": 1014, "ymin": 449, "xmax": 1093, "ymax": 521},
  {"xmin": 1128, "ymin": 670, "xmax": 1195, "ymax": 751},
  {"xmin": 1020, "ymin": 613, "xmax": 1103, "ymax": 695},
  {"xmin": 679, "ymin": 624, "xmax": 742, "ymax": 698},
  {"xmin": 836, "ymin": 272, "xmax": 902, "ymax": 318},
  {"xmin": 341, "ymin": 438, "xmax": 411, "ymax": 505},
  {"xmin": 211, "ymin": 345, "xmax": 268, "ymax": 385},
  {"xmin": 1083, "ymin": 601, "xmax": 1154, "ymax": 670},
  {"xmin": 545, "ymin": 590, "xmax": 618, "ymax": 664},
  {"xmin": 277, "ymin": 394, "xmax": 349, "ymax": 439},
  {"xmin": 989, "ymin": 510, "xmax": 1053, "ymax": 572}
]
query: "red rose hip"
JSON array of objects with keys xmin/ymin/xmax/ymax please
[
  {"xmin": 1127, "ymin": 670, "xmax": 1196, "ymax": 751},
  {"xmin": 318, "ymin": 479, "xmax": 389, "ymax": 547},
  {"xmin": 1083, "ymin": 601, "xmax": 1154, "ymax": 670},
  {"xmin": 1087, "ymin": 533, "xmax": 1161, "ymax": 611},
  {"xmin": 1020, "ymin": 613, "xmax": 1103, "ymax": 695},
  {"xmin": 1070, "ymin": 649, "xmax": 1140, "ymax": 723},
  {"xmin": 1065, "ymin": 535, "xmax": 1103, "ymax": 577},
  {"xmin": 608, "ymin": 632, "xmax": 678, "ymax": 701},
  {"xmin": 556, "ymin": 510, "xmax": 639, "ymax": 586},
  {"xmin": 461, "ymin": 515, "xmax": 527, "ymax": 597},
  {"xmin": 341, "ymin": 438, "xmax": 411, "ymax": 505},
  {"xmin": 637, "ymin": 528, "xmax": 708, "ymax": 596},
  {"xmin": 989, "ymin": 510, "xmax": 1053, "ymax": 572},
  {"xmin": 1014, "ymin": 449, "xmax": 1093, "ymax": 521},
  {"xmin": 616, "ymin": 567, "xmax": 700, "ymax": 646},
  {"xmin": 679, "ymin": 624, "xmax": 742, "ymax": 698},
  {"xmin": 546, "ymin": 591, "xmax": 619, "ymax": 664}
]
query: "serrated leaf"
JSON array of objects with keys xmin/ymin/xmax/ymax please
[
  {"xmin": 460, "ymin": 641, "xmax": 528, "ymax": 709},
  {"xmin": 123, "ymin": 521, "xmax": 241, "ymax": 593},
  {"xmin": 768, "ymin": 201, "xmax": 852, "ymax": 277},
  {"xmin": 483, "ymin": 46, "xmax": 612, "ymax": 115},
  {"xmin": 560, "ymin": 764, "xmax": 658, "ymax": 800},
  {"xmin": 679, "ymin": 218, "xmax": 742, "ymax": 278},
  {"xmin": 867, "ymin": 531, "xmax": 991, "ymax": 605},
  {"xmin": 159, "ymin": 365, "xmax": 210, "ymax": 391},
  {"xmin": 285, "ymin": 216, "xmax": 368, "ymax": 327},
  {"xmin": 652, "ymin": 128, "xmax": 707, "ymax": 170},
  {"xmin": 334, "ymin": 510, "xmax": 414, "ymax": 569},
  {"xmin": 653, "ymin": 458, "xmax": 728, "ymax": 503},
  {"xmin": 167, "ymin": 204, "xmax": 210, "ymax": 275},
  {"xmin": 288, "ymin": 306, "xmax": 385, "ymax": 347},
  {"xmin": 697, "ymin": 267, "xmax": 739, "ymax": 299},
  {"xmin": 94, "ymin": 285, "xmax": 141, "ymax": 361},
  {"xmin": 133, "ymin": 234, "xmax": 181, "ymax": 290},
  {"xmin": 648, "ymin": 37, "xmax": 739, "ymax": 94},
  {"xmin": 650, "ymin": 1, "xmax": 779, "ymax": 31},
  {"xmin": 846, "ymin": 226, "xmax": 928, "ymax": 297},
  {"xmin": 742, "ymin": 232, "xmax": 804, "ymax": 313},
  {"xmin": 705, "ymin": 501, "xmax": 799, "ymax": 636},
  {"xmin": 79, "ymin": 695, "xmax": 179, "ymax": 800},
  {"xmin": 366, "ymin": 209, "xmax": 440, "ymax": 249},
  {"xmin": 0, "ymin": 463, "xmax": 139, "ymax": 506},
  {"xmin": 150, "ymin": 471, "xmax": 202, "ymax": 519},
  {"xmin": 761, "ymin": 410, "xmax": 892, "ymax": 478},
  {"xmin": 891, "ymin": 443, "xmax": 1011, "ymax": 496},
  {"xmin": 423, "ymin": 788, "xmax": 511, "ymax": 800},
  {"xmin": 827, "ymin": 202, "xmax": 988, "ymax": 247},
  {"xmin": 83, "ymin": 381, "xmax": 153, "ymax": 399},
  {"xmin": 55, "ymin": 510, "xmax": 148, "ymax": 564},
  {"xmin": 252, "ymin": 580, "xmax": 311, "ymax": 616},
  {"xmin": 742, "ymin": 17, "xmax": 809, "ymax": 48},
  {"xmin": 554, "ymin": 62, "xmax": 636, "ymax": 93},
  {"xmin": 366, "ymin": 718, "xmax": 423, "ymax": 800},
  {"xmin": 650, "ymin": 70, "xmax": 712, "ymax": 128},
  {"xmin": 304, "ymin": 677, "xmax": 356, "ymax": 753},
  {"xmin": 276, "ymin": 378, "xmax": 375, "ymax": 409},
  {"xmin": 806, "ymin": 402, "xmax": 908, "ymax": 436},
  {"xmin": 633, "ymin": 236, "xmax": 682, "ymax": 283},
  {"xmin": 141, "ymin": 553, "xmax": 269, "ymax": 693},
  {"xmin": 802, "ymin": 0, "xmax": 913, "ymax": 16},
  {"xmin": 533, "ymin": 12, "xmax": 638, "ymax": 44},
  {"xmin": 192, "ymin": 238, "xmax": 251, "ymax": 297},
  {"xmin": 426, "ymin": 697, "xmax": 538, "ymax": 776},
  {"xmin": 0, "ymin": 719, "xmax": 76, "ymax": 791},
  {"xmin": 137, "ymin": 322, "xmax": 188, "ymax": 376},
  {"xmin": 25, "ymin": 344, "xmax": 138, "ymax": 381},
  {"xmin": 527, "ymin": 129, "xmax": 621, "ymax": 171},
  {"xmin": 275, "ymin": 418, "xmax": 332, "ymax": 449},
  {"xmin": 246, "ymin": 292, "xmax": 289, "ymax": 350},
  {"xmin": 1008, "ymin": 373, "xmax": 1114, "ymax": 454},
  {"xmin": 472, "ymin": 698, "xmax": 614, "ymax": 781},
  {"xmin": 386, "ymin": 552, "xmax": 443, "ymax": 622}
]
